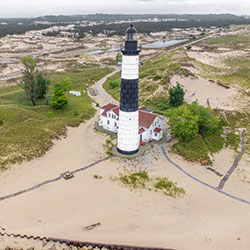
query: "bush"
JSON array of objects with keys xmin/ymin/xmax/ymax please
[
  {"xmin": 51, "ymin": 88, "xmax": 68, "ymax": 109},
  {"xmin": 36, "ymin": 72, "xmax": 49, "ymax": 99},
  {"xmin": 169, "ymin": 83, "xmax": 185, "ymax": 107},
  {"xmin": 109, "ymin": 80, "xmax": 120, "ymax": 89},
  {"xmin": 0, "ymin": 118, "xmax": 3, "ymax": 125},
  {"xmin": 51, "ymin": 77, "xmax": 72, "ymax": 109},
  {"xmin": 167, "ymin": 106, "xmax": 199, "ymax": 142}
]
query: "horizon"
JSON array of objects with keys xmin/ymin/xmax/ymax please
[{"xmin": 0, "ymin": 12, "xmax": 248, "ymax": 19}]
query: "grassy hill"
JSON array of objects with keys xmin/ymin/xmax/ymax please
[{"xmin": 0, "ymin": 66, "xmax": 113, "ymax": 169}]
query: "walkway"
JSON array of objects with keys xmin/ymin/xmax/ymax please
[
  {"xmin": 160, "ymin": 145, "xmax": 250, "ymax": 206},
  {"xmin": 95, "ymin": 67, "xmax": 120, "ymax": 104},
  {"xmin": 218, "ymin": 130, "xmax": 246, "ymax": 189},
  {"xmin": 0, "ymin": 156, "xmax": 111, "ymax": 202}
]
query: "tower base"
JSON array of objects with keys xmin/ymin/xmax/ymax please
[{"xmin": 117, "ymin": 147, "xmax": 139, "ymax": 155}]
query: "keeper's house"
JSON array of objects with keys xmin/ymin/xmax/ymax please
[{"xmin": 99, "ymin": 103, "xmax": 164, "ymax": 143}]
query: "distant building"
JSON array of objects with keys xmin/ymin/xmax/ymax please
[{"xmin": 99, "ymin": 103, "xmax": 164, "ymax": 143}]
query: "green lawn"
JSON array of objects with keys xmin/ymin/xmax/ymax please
[{"xmin": 0, "ymin": 66, "xmax": 113, "ymax": 169}]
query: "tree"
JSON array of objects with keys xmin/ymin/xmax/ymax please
[
  {"xmin": 36, "ymin": 72, "xmax": 48, "ymax": 99},
  {"xmin": 187, "ymin": 102, "xmax": 219, "ymax": 136},
  {"xmin": 21, "ymin": 56, "xmax": 37, "ymax": 106},
  {"xmin": 21, "ymin": 55, "xmax": 49, "ymax": 105},
  {"xmin": 168, "ymin": 103, "xmax": 226, "ymax": 142},
  {"xmin": 51, "ymin": 88, "xmax": 68, "ymax": 109},
  {"xmin": 169, "ymin": 83, "xmax": 185, "ymax": 107},
  {"xmin": 51, "ymin": 77, "xmax": 72, "ymax": 109},
  {"xmin": 168, "ymin": 106, "xmax": 199, "ymax": 142}
]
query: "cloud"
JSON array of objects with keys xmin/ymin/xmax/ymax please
[{"xmin": 0, "ymin": 0, "xmax": 249, "ymax": 18}]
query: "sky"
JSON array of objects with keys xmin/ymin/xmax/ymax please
[{"xmin": 0, "ymin": 0, "xmax": 249, "ymax": 18}]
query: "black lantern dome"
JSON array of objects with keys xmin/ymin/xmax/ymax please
[{"xmin": 126, "ymin": 24, "xmax": 137, "ymax": 41}]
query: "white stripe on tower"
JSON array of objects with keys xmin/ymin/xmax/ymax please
[{"xmin": 121, "ymin": 55, "xmax": 139, "ymax": 80}]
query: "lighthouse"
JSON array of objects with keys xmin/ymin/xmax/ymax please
[{"xmin": 117, "ymin": 25, "xmax": 141, "ymax": 155}]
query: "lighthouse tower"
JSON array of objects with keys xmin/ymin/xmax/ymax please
[{"xmin": 117, "ymin": 25, "xmax": 141, "ymax": 155}]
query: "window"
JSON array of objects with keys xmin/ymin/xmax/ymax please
[
  {"xmin": 150, "ymin": 130, "xmax": 152, "ymax": 135},
  {"xmin": 155, "ymin": 133, "xmax": 157, "ymax": 137},
  {"xmin": 115, "ymin": 122, "xmax": 117, "ymax": 127},
  {"xmin": 108, "ymin": 113, "xmax": 110, "ymax": 118},
  {"xmin": 107, "ymin": 120, "xmax": 110, "ymax": 125}
]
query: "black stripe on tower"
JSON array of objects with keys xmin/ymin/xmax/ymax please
[{"xmin": 120, "ymin": 78, "xmax": 139, "ymax": 112}]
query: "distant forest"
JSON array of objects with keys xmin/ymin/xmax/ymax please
[{"xmin": 0, "ymin": 14, "xmax": 250, "ymax": 39}]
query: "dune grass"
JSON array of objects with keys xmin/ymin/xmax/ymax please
[
  {"xmin": 115, "ymin": 171, "xmax": 185, "ymax": 197},
  {"xmin": 0, "ymin": 66, "xmax": 113, "ymax": 169},
  {"xmin": 173, "ymin": 132, "xmax": 225, "ymax": 163}
]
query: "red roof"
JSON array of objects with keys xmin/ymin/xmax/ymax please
[
  {"xmin": 139, "ymin": 128, "xmax": 145, "ymax": 134},
  {"xmin": 139, "ymin": 110, "xmax": 157, "ymax": 129},
  {"xmin": 154, "ymin": 127, "xmax": 162, "ymax": 133},
  {"xmin": 100, "ymin": 104, "xmax": 157, "ymax": 129},
  {"xmin": 100, "ymin": 103, "xmax": 118, "ymax": 111},
  {"xmin": 139, "ymin": 106, "xmax": 147, "ymax": 110},
  {"xmin": 112, "ymin": 107, "xmax": 119, "ymax": 116}
]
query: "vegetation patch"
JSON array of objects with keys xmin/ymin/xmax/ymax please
[
  {"xmin": 225, "ymin": 131, "xmax": 241, "ymax": 151},
  {"xmin": 114, "ymin": 171, "xmax": 185, "ymax": 198},
  {"xmin": 103, "ymin": 135, "xmax": 116, "ymax": 155},
  {"xmin": 168, "ymin": 103, "xmax": 226, "ymax": 163},
  {"xmin": 0, "ymin": 66, "xmax": 113, "ymax": 169},
  {"xmin": 154, "ymin": 177, "xmax": 185, "ymax": 197}
]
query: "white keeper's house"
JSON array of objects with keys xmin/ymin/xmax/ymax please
[{"xmin": 99, "ymin": 103, "xmax": 164, "ymax": 143}]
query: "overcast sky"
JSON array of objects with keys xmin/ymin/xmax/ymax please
[{"xmin": 0, "ymin": 0, "xmax": 249, "ymax": 18}]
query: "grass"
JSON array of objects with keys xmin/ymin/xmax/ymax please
[
  {"xmin": 0, "ymin": 66, "xmax": 113, "ymax": 169},
  {"xmin": 223, "ymin": 111, "xmax": 250, "ymax": 155},
  {"xmin": 103, "ymin": 135, "xmax": 115, "ymax": 155},
  {"xmin": 119, "ymin": 171, "xmax": 150, "ymax": 189},
  {"xmin": 173, "ymin": 132, "xmax": 225, "ymax": 163},
  {"xmin": 115, "ymin": 171, "xmax": 185, "ymax": 197},
  {"xmin": 205, "ymin": 35, "xmax": 250, "ymax": 46},
  {"xmin": 225, "ymin": 132, "xmax": 241, "ymax": 151},
  {"xmin": 154, "ymin": 177, "xmax": 185, "ymax": 197},
  {"xmin": 199, "ymin": 34, "xmax": 250, "ymax": 89}
]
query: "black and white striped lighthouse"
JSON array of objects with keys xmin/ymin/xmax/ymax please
[{"xmin": 117, "ymin": 25, "xmax": 141, "ymax": 155}]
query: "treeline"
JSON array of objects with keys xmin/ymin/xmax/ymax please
[
  {"xmin": 74, "ymin": 18, "xmax": 250, "ymax": 37},
  {"xmin": 0, "ymin": 14, "xmax": 250, "ymax": 39}
]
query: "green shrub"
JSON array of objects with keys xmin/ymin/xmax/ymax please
[
  {"xmin": 51, "ymin": 88, "xmax": 68, "ymax": 109},
  {"xmin": 109, "ymin": 80, "xmax": 120, "ymax": 89},
  {"xmin": 0, "ymin": 118, "xmax": 3, "ymax": 125},
  {"xmin": 169, "ymin": 83, "xmax": 185, "ymax": 107}
]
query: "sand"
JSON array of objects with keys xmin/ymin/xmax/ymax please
[
  {"xmin": 170, "ymin": 75, "xmax": 237, "ymax": 110},
  {"xmin": 0, "ymin": 139, "xmax": 250, "ymax": 250}
]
